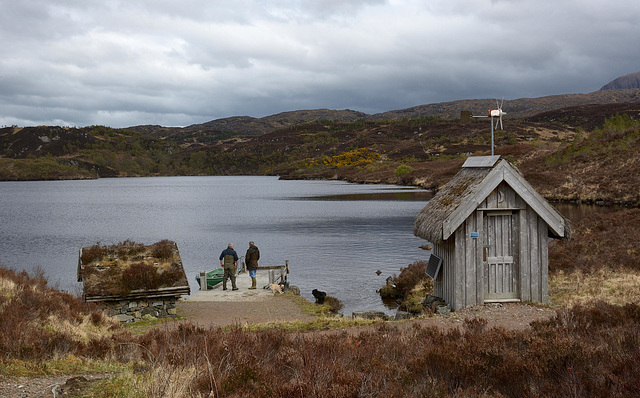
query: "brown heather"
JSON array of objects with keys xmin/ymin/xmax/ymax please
[
  {"xmin": 151, "ymin": 239, "xmax": 175, "ymax": 261},
  {"xmin": 0, "ymin": 266, "xmax": 124, "ymax": 361},
  {"xmin": 3, "ymin": 260, "xmax": 640, "ymax": 396},
  {"xmin": 380, "ymin": 261, "xmax": 434, "ymax": 313},
  {"xmin": 79, "ymin": 240, "xmax": 188, "ymax": 297},
  {"xmin": 2, "ymin": 207, "xmax": 640, "ymax": 396},
  {"xmin": 392, "ymin": 260, "xmax": 431, "ymax": 299},
  {"xmin": 132, "ymin": 303, "xmax": 640, "ymax": 397},
  {"xmin": 549, "ymin": 208, "xmax": 640, "ymax": 273}
]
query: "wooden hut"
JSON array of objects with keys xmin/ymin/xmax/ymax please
[{"xmin": 413, "ymin": 156, "xmax": 570, "ymax": 310}]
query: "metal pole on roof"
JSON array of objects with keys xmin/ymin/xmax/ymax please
[{"xmin": 490, "ymin": 116, "xmax": 495, "ymax": 156}]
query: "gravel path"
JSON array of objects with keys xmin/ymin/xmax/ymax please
[
  {"xmin": 176, "ymin": 294, "xmax": 317, "ymax": 327},
  {"xmin": 413, "ymin": 302, "xmax": 557, "ymax": 331},
  {"xmin": 174, "ymin": 270, "xmax": 317, "ymax": 327}
]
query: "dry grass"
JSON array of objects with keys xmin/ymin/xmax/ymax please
[
  {"xmin": 549, "ymin": 208, "xmax": 640, "ymax": 307},
  {"xmin": 144, "ymin": 365, "xmax": 199, "ymax": 397},
  {"xmin": 550, "ymin": 269, "xmax": 640, "ymax": 307},
  {"xmin": 82, "ymin": 373, "xmax": 147, "ymax": 398},
  {"xmin": 0, "ymin": 265, "xmax": 126, "ymax": 363},
  {"xmin": 0, "ymin": 276, "xmax": 18, "ymax": 294},
  {"xmin": 42, "ymin": 313, "xmax": 120, "ymax": 344}
]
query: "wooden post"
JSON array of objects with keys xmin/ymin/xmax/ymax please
[
  {"xmin": 199, "ymin": 271, "xmax": 207, "ymax": 291},
  {"xmin": 269, "ymin": 270, "xmax": 275, "ymax": 284}
]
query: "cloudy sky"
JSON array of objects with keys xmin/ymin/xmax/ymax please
[{"xmin": 1, "ymin": 0, "xmax": 639, "ymax": 128}]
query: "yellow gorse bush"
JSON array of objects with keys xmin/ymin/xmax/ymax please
[{"xmin": 317, "ymin": 148, "xmax": 380, "ymax": 168}]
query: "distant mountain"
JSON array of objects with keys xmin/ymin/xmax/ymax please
[
  {"xmin": 600, "ymin": 72, "xmax": 640, "ymax": 90},
  {"xmin": 370, "ymin": 89, "xmax": 640, "ymax": 121},
  {"xmin": 128, "ymin": 109, "xmax": 367, "ymax": 143},
  {"xmin": 128, "ymin": 89, "xmax": 640, "ymax": 139}
]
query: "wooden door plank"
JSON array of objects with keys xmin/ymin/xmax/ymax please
[
  {"xmin": 476, "ymin": 210, "xmax": 485, "ymax": 305},
  {"xmin": 519, "ymin": 208, "xmax": 530, "ymax": 301}
]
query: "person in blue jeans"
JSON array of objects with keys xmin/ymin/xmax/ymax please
[
  {"xmin": 219, "ymin": 243, "xmax": 239, "ymax": 291},
  {"xmin": 245, "ymin": 241, "xmax": 260, "ymax": 289}
]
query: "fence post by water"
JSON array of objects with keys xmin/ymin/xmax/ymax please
[
  {"xmin": 199, "ymin": 270, "xmax": 207, "ymax": 291},
  {"xmin": 268, "ymin": 269, "xmax": 275, "ymax": 284}
]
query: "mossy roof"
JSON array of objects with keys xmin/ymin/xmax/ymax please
[
  {"xmin": 77, "ymin": 240, "xmax": 189, "ymax": 300},
  {"xmin": 413, "ymin": 156, "xmax": 571, "ymax": 243}
]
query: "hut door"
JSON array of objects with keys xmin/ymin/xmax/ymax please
[{"xmin": 483, "ymin": 211, "xmax": 519, "ymax": 301}]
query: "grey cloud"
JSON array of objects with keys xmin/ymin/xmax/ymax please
[{"xmin": 1, "ymin": 0, "xmax": 639, "ymax": 128}]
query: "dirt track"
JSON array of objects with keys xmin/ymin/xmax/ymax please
[
  {"xmin": 174, "ymin": 270, "xmax": 317, "ymax": 327},
  {"xmin": 176, "ymin": 294, "xmax": 317, "ymax": 327},
  {"xmin": 177, "ymin": 271, "xmax": 557, "ymax": 330}
]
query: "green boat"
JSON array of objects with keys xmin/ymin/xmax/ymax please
[{"xmin": 195, "ymin": 268, "xmax": 225, "ymax": 289}]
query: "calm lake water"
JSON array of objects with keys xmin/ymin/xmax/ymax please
[{"xmin": 0, "ymin": 176, "xmax": 435, "ymax": 315}]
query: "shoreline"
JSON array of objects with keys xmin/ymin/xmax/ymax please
[{"xmin": 2, "ymin": 172, "xmax": 637, "ymax": 208}]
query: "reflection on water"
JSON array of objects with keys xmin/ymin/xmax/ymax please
[
  {"xmin": 552, "ymin": 202, "xmax": 622, "ymax": 223},
  {"xmin": 308, "ymin": 191, "xmax": 435, "ymax": 202},
  {"xmin": 381, "ymin": 296, "xmax": 400, "ymax": 310}
]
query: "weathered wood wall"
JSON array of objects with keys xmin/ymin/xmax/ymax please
[
  {"xmin": 518, "ymin": 210, "xmax": 550, "ymax": 303},
  {"xmin": 433, "ymin": 182, "xmax": 550, "ymax": 310},
  {"xmin": 433, "ymin": 237, "xmax": 454, "ymax": 305}
]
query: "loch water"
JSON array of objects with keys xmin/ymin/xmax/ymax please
[{"xmin": 0, "ymin": 176, "xmax": 435, "ymax": 315}]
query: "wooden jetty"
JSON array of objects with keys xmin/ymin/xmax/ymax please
[{"xmin": 187, "ymin": 261, "xmax": 290, "ymax": 302}]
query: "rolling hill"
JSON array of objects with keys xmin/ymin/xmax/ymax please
[
  {"xmin": 1, "ymin": 76, "xmax": 640, "ymax": 206},
  {"xmin": 127, "ymin": 88, "xmax": 640, "ymax": 141}
]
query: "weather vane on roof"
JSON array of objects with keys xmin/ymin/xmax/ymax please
[{"xmin": 473, "ymin": 99, "xmax": 506, "ymax": 156}]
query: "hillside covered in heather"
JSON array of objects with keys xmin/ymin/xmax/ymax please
[{"xmin": 1, "ymin": 92, "xmax": 639, "ymax": 206}]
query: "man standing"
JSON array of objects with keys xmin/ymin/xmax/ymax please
[
  {"xmin": 245, "ymin": 241, "xmax": 260, "ymax": 290},
  {"xmin": 219, "ymin": 243, "xmax": 239, "ymax": 291}
]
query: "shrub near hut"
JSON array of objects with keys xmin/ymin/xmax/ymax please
[
  {"xmin": 379, "ymin": 261, "xmax": 433, "ymax": 314},
  {"xmin": 77, "ymin": 240, "xmax": 189, "ymax": 322}
]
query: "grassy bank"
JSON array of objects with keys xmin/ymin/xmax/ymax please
[
  {"xmin": 548, "ymin": 208, "xmax": 640, "ymax": 307},
  {"xmin": 0, "ymin": 158, "xmax": 96, "ymax": 180}
]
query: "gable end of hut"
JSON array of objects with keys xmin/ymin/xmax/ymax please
[{"xmin": 413, "ymin": 156, "xmax": 570, "ymax": 310}]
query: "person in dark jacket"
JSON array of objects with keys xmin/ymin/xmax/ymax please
[
  {"xmin": 219, "ymin": 243, "xmax": 239, "ymax": 291},
  {"xmin": 245, "ymin": 241, "xmax": 260, "ymax": 290}
]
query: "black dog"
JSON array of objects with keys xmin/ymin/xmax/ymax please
[{"xmin": 312, "ymin": 289, "xmax": 326, "ymax": 304}]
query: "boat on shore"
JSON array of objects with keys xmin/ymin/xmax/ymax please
[{"xmin": 195, "ymin": 268, "xmax": 225, "ymax": 289}]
